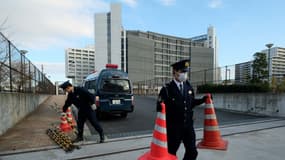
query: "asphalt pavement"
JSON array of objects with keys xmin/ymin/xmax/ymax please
[{"xmin": 1, "ymin": 95, "xmax": 284, "ymax": 160}]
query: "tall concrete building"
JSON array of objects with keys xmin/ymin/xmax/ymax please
[
  {"xmin": 262, "ymin": 47, "xmax": 285, "ymax": 79},
  {"xmin": 126, "ymin": 31, "xmax": 214, "ymax": 85},
  {"xmin": 94, "ymin": 3, "xmax": 218, "ymax": 85},
  {"xmin": 191, "ymin": 26, "xmax": 219, "ymax": 83},
  {"xmin": 95, "ymin": 3, "xmax": 124, "ymax": 71},
  {"xmin": 65, "ymin": 46, "xmax": 95, "ymax": 86}
]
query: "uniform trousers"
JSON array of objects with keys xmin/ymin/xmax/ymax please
[
  {"xmin": 77, "ymin": 108, "xmax": 103, "ymax": 137},
  {"xmin": 167, "ymin": 125, "xmax": 198, "ymax": 160}
]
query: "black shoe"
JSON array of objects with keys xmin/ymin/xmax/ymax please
[
  {"xmin": 73, "ymin": 136, "xmax": 83, "ymax": 143},
  {"xmin": 99, "ymin": 133, "xmax": 105, "ymax": 143}
]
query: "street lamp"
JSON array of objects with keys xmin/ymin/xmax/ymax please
[
  {"xmin": 225, "ymin": 66, "xmax": 230, "ymax": 85},
  {"xmin": 20, "ymin": 50, "xmax": 28, "ymax": 55},
  {"xmin": 265, "ymin": 43, "xmax": 274, "ymax": 82}
]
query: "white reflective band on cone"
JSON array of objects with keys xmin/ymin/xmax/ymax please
[
  {"xmin": 152, "ymin": 137, "xmax": 167, "ymax": 148},
  {"xmin": 157, "ymin": 112, "xmax": 166, "ymax": 120},
  {"xmin": 205, "ymin": 104, "xmax": 214, "ymax": 108},
  {"xmin": 205, "ymin": 126, "xmax": 219, "ymax": 131},
  {"xmin": 154, "ymin": 124, "xmax": 167, "ymax": 134},
  {"xmin": 205, "ymin": 114, "xmax": 217, "ymax": 119}
]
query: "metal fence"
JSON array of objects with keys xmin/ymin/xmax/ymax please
[
  {"xmin": 132, "ymin": 62, "xmax": 285, "ymax": 95},
  {"xmin": 0, "ymin": 32, "xmax": 55, "ymax": 94},
  {"xmin": 191, "ymin": 64, "xmax": 237, "ymax": 87},
  {"xmin": 132, "ymin": 65, "xmax": 237, "ymax": 95}
]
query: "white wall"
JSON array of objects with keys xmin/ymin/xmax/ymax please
[
  {"xmin": 197, "ymin": 93, "xmax": 285, "ymax": 117},
  {"xmin": 0, "ymin": 93, "xmax": 50, "ymax": 135}
]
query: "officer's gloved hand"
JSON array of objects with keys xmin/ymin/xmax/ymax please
[
  {"xmin": 209, "ymin": 94, "xmax": 213, "ymax": 101},
  {"xmin": 91, "ymin": 104, "xmax": 97, "ymax": 110},
  {"xmin": 202, "ymin": 96, "xmax": 207, "ymax": 102},
  {"xmin": 203, "ymin": 94, "xmax": 213, "ymax": 102}
]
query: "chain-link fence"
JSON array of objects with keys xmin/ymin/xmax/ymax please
[{"xmin": 0, "ymin": 32, "xmax": 55, "ymax": 94}]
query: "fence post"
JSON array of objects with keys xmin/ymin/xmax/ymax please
[
  {"xmin": 204, "ymin": 69, "xmax": 207, "ymax": 84},
  {"xmin": 20, "ymin": 53, "xmax": 24, "ymax": 92},
  {"xmin": 225, "ymin": 65, "xmax": 228, "ymax": 85},
  {"xmin": 28, "ymin": 61, "xmax": 31, "ymax": 92},
  {"xmin": 8, "ymin": 40, "xmax": 12, "ymax": 92}
]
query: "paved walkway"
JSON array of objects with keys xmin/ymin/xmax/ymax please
[
  {"xmin": 96, "ymin": 126, "xmax": 285, "ymax": 160},
  {"xmin": 0, "ymin": 95, "xmax": 94, "ymax": 152},
  {"xmin": 0, "ymin": 96, "xmax": 62, "ymax": 151},
  {"xmin": 0, "ymin": 120, "xmax": 284, "ymax": 160}
]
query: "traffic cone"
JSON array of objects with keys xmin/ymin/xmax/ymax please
[
  {"xmin": 197, "ymin": 93, "xmax": 228, "ymax": 150},
  {"xmin": 59, "ymin": 113, "xmax": 72, "ymax": 132},
  {"xmin": 66, "ymin": 107, "xmax": 77, "ymax": 128},
  {"xmin": 138, "ymin": 102, "xmax": 177, "ymax": 160}
]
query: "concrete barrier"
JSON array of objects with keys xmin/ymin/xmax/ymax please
[
  {"xmin": 0, "ymin": 93, "xmax": 50, "ymax": 136},
  {"xmin": 198, "ymin": 93, "xmax": 285, "ymax": 117},
  {"xmin": 147, "ymin": 93, "xmax": 285, "ymax": 117}
]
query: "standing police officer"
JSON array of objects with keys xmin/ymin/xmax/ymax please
[
  {"xmin": 157, "ymin": 59, "xmax": 207, "ymax": 160},
  {"xmin": 60, "ymin": 81, "xmax": 105, "ymax": 143}
]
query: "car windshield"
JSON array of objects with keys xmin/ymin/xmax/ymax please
[{"xmin": 100, "ymin": 79, "xmax": 131, "ymax": 93}]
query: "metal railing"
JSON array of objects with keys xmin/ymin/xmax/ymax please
[{"xmin": 0, "ymin": 32, "xmax": 55, "ymax": 94}]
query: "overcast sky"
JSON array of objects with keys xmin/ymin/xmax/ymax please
[{"xmin": 1, "ymin": 0, "xmax": 284, "ymax": 83}]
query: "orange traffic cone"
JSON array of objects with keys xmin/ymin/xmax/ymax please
[
  {"xmin": 138, "ymin": 102, "xmax": 177, "ymax": 160},
  {"xmin": 66, "ymin": 107, "xmax": 77, "ymax": 128},
  {"xmin": 59, "ymin": 113, "xmax": 72, "ymax": 132},
  {"xmin": 197, "ymin": 93, "xmax": 228, "ymax": 150}
]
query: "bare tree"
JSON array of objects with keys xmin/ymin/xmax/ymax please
[
  {"xmin": 0, "ymin": 33, "xmax": 10, "ymax": 91},
  {"xmin": 0, "ymin": 17, "xmax": 18, "ymax": 91}
]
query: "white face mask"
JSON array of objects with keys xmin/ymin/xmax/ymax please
[{"xmin": 178, "ymin": 72, "xmax": 187, "ymax": 82}]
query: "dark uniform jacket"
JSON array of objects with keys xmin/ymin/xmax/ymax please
[
  {"xmin": 62, "ymin": 87, "xmax": 95, "ymax": 112},
  {"xmin": 157, "ymin": 80, "xmax": 204, "ymax": 128}
]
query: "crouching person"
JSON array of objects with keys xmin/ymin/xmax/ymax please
[{"xmin": 60, "ymin": 81, "xmax": 105, "ymax": 143}]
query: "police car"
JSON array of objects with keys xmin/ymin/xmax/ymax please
[{"xmin": 82, "ymin": 64, "xmax": 134, "ymax": 118}]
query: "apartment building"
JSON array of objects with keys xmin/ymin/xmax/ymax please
[
  {"xmin": 65, "ymin": 47, "xmax": 95, "ymax": 86},
  {"xmin": 262, "ymin": 47, "xmax": 285, "ymax": 79}
]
